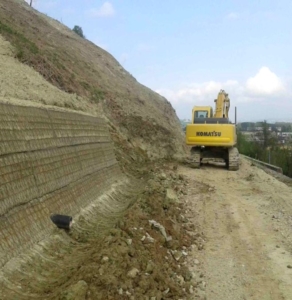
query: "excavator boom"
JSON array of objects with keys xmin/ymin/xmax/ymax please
[{"xmin": 213, "ymin": 89, "xmax": 230, "ymax": 118}]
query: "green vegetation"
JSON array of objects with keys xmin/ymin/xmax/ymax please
[
  {"xmin": 80, "ymin": 81, "xmax": 105, "ymax": 103},
  {"xmin": 281, "ymin": 124, "xmax": 292, "ymax": 132},
  {"xmin": 0, "ymin": 18, "xmax": 92, "ymax": 96},
  {"xmin": 237, "ymin": 131, "xmax": 262, "ymax": 159},
  {"xmin": 72, "ymin": 25, "xmax": 85, "ymax": 38},
  {"xmin": 0, "ymin": 21, "xmax": 39, "ymax": 60},
  {"xmin": 0, "ymin": 19, "xmax": 72, "ymax": 91},
  {"xmin": 91, "ymin": 88, "xmax": 105, "ymax": 102},
  {"xmin": 237, "ymin": 122, "xmax": 292, "ymax": 177}
]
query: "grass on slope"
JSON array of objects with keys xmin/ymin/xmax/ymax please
[{"xmin": 0, "ymin": 19, "xmax": 105, "ymax": 104}]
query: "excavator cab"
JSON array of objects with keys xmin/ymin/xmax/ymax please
[
  {"xmin": 192, "ymin": 106, "xmax": 212, "ymax": 123},
  {"xmin": 192, "ymin": 105, "xmax": 229, "ymax": 124}
]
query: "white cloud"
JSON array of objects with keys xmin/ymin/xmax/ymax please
[
  {"xmin": 227, "ymin": 12, "xmax": 239, "ymax": 19},
  {"xmin": 157, "ymin": 67, "xmax": 285, "ymax": 105},
  {"xmin": 89, "ymin": 2, "xmax": 115, "ymax": 18},
  {"xmin": 156, "ymin": 67, "xmax": 288, "ymax": 120},
  {"xmin": 156, "ymin": 80, "xmax": 240, "ymax": 105},
  {"xmin": 246, "ymin": 67, "xmax": 285, "ymax": 96}
]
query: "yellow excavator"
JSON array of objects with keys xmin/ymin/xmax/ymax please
[{"xmin": 185, "ymin": 89, "xmax": 239, "ymax": 170}]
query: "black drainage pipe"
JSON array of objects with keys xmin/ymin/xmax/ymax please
[{"xmin": 50, "ymin": 214, "xmax": 72, "ymax": 230}]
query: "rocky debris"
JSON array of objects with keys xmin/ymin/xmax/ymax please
[
  {"xmin": 171, "ymin": 250, "xmax": 183, "ymax": 261},
  {"xmin": 101, "ymin": 256, "xmax": 109, "ymax": 263},
  {"xmin": 176, "ymin": 274, "xmax": 185, "ymax": 285},
  {"xmin": 141, "ymin": 232, "xmax": 155, "ymax": 244},
  {"xmin": 127, "ymin": 268, "xmax": 140, "ymax": 278},
  {"xmin": 170, "ymin": 249, "xmax": 188, "ymax": 261},
  {"xmin": 149, "ymin": 219, "xmax": 172, "ymax": 241},
  {"xmin": 60, "ymin": 280, "xmax": 88, "ymax": 300},
  {"xmin": 159, "ymin": 172, "xmax": 167, "ymax": 180},
  {"xmin": 189, "ymin": 284, "xmax": 194, "ymax": 294},
  {"xmin": 163, "ymin": 188, "xmax": 179, "ymax": 209},
  {"xmin": 145, "ymin": 260, "xmax": 155, "ymax": 274}
]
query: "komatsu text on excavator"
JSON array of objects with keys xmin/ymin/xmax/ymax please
[{"xmin": 185, "ymin": 89, "xmax": 239, "ymax": 171}]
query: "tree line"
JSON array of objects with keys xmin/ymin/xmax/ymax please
[{"xmin": 237, "ymin": 121, "xmax": 292, "ymax": 177}]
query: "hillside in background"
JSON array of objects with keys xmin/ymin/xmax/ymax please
[{"xmin": 0, "ymin": 0, "xmax": 187, "ymax": 174}]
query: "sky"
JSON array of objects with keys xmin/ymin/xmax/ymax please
[{"xmin": 24, "ymin": 0, "xmax": 292, "ymax": 123}]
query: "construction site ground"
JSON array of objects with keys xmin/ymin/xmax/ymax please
[
  {"xmin": 1, "ymin": 3, "xmax": 292, "ymax": 298},
  {"xmin": 182, "ymin": 158, "xmax": 292, "ymax": 300},
  {"xmin": 1, "ymin": 157, "xmax": 292, "ymax": 300}
]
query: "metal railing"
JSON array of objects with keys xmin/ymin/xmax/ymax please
[{"xmin": 241, "ymin": 154, "xmax": 283, "ymax": 174}]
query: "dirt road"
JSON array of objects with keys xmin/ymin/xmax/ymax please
[{"xmin": 180, "ymin": 158, "xmax": 292, "ymax": 300}]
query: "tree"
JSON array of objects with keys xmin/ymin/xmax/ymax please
[
  {"xmin": 72, "ymin": 25, "xmax": 85, "ymax": 38},
  {"xmin": 282, "ymin": 124, "xmax": 292, "ymax": 132}
]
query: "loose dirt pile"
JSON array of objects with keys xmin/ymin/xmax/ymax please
[{"xmin": 1, "ymin": 163, "xmax": 206, "ymax": 300}]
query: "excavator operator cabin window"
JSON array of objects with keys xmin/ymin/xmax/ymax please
[{"xmin": 195, "ymin": 111, "xmax": 208, "ymax": 118}]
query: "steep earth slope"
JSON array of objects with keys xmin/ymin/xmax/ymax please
[
  {"xmin": 0, "ymin": 27, "xmax": 201, "ymax": 300},
  {"xmin": 0, "ymin": 0, "xmax": 187, "ymax": 167},
  {"xmin": 0, "ymin": 3, "xmax": 200, "ymax": 299}
]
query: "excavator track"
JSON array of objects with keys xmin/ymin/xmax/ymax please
[
  {"xmin": 228, "ymin": 147, "xmax": 239, "ymax": 171},
  {"xmin": 189, "ymin": 147, "xmax": 201, "ymax": 168}
]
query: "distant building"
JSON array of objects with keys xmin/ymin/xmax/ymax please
[
  {"xmin": 241, "ymin": 132, "xmax": 256, "ymax": 141},
  {"xmin": 281, "ymin": 132, "xmax": 292, "ymax": 138}
]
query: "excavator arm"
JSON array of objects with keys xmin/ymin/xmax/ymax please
[{"xmin": 213, "ymin": 90, "xmax": 230, "ymax": 118}]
